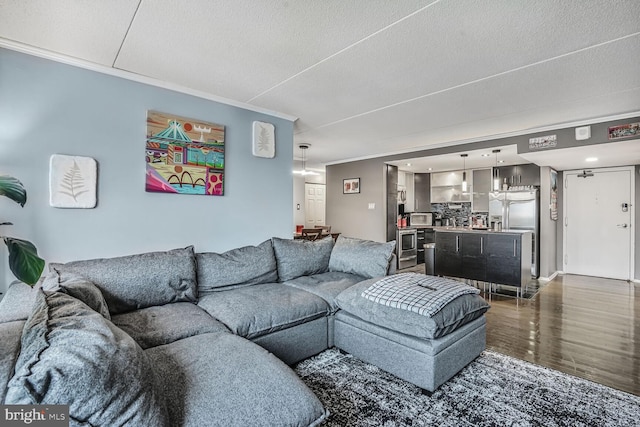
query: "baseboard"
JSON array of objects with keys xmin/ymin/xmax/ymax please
[{"xmin": 538, "ymin": 271, "xmax": 560, "ymax": 281}]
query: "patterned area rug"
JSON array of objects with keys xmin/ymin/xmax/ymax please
[{"xmin": 295, "ymin": 348, "xmax": 640, "ymax": 426}]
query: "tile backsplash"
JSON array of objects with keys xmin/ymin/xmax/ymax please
[{"xmin": 431, "ymin": 203, "xmax": 487, "ymax": 226}]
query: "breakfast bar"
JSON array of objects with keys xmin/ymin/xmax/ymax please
[{"xmin": 433, "ymin": 227, "xmax": 533, "ymax": 297}]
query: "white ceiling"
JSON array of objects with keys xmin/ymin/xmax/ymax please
[{"xmin": 1, "ymin": 0, "xmax": 639, "ymax": 171}]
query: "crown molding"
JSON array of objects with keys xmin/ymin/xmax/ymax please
[{"xmin": 0, "ymin": 38, "xmax": 298, "ymax": 122}]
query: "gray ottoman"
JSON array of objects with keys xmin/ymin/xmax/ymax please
[{"xmin": 334, "ymin": 276, "xmax": 490, "ymax": 392}]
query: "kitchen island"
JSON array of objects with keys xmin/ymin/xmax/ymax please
[{"xmin": 433, "ymin": 227, "xmax": 532, "ymax": 297}]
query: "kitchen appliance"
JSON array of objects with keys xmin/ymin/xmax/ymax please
[
  {"xmin": 409, "ymin": 212, "xmax": 433, "ymax": 227},
  {"xmin": 396, "ymin": 228, "xmax": 418, "ymax": 269},
  {"xmin": 489, "ymin": 189, "xmax": 539, "ymax": 277}
]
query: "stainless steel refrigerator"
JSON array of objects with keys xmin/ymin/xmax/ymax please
[{"xmin": 489, "ymin": 189, "xmax": 539, "ymax": 278}]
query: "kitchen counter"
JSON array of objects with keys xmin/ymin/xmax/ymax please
[{"xmin": 433, "ymin": 227, "xmax": 532, "ymax": 234}]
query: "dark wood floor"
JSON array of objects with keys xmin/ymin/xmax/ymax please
[
  {"xmin": 484, "ymin": 274, "xmax": 640, "ymax": 397},
  {"xmin": 397, "ymin": 265, "xmax": 640, "ymax": 396}
]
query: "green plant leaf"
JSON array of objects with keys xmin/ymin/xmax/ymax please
[
  {"xmin": 4, "ymin": 237, "xmax": 45, "ymax": 285},
  {"xmin": 0, "ymin": 175, "xmax": 27, "ymax": 207}
]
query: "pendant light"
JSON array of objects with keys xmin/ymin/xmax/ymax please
[
  {"xmin": 461, "ymin": 154, "xmax": 468, "ymax": 192},
  {"xmin": 492, "ymin": 149, "xmax": 501, "ymax": 191},
  {"xmin": 293, "ymin": 143, "xmax": 318, "ymax": 176}
]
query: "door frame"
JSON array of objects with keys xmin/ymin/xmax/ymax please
[{"xmin": 562, "ymin": 166, "xmax": 635, "ymax": 280}]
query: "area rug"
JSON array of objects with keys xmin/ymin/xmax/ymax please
[{"xmin": 294, "ymin": 348, "xmax": 640, "ymax": 426}]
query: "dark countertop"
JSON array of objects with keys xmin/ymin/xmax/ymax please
[{"xmin": 433, "ymin": 227, "xmax": 532, "ymax": 234}]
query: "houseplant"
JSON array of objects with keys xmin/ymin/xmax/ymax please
[{"xmin": 0, "ymin": 175, "xmax": 45, "ymax": 285}]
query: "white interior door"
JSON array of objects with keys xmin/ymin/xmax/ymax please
[
  {"xmin": 563, "ymin": 167, "xmax": 634, "ymax": 280},
  {"xmin": 305, "ymin": 183, "xmax": 325, "ymax": 227}
]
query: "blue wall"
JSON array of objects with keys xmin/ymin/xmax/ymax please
[{"xmin": 0, "ymin": 48, "xmax": 294, "ymax": 290}]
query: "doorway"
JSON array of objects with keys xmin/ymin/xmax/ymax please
[
  {"xmin": 304, "ymin": 183, "xmax": 326, "ymax": 228},
  {"xmin": 563, "ymin": 166, "xmax": 634, "ymax": 280}
]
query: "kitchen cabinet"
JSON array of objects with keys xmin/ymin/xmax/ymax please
[
  {"xmin": 414, "ymin": 173, "xmax": 430, "ymax": 212},
  {"xmin": 472, "ymin": 168, "xmax": 491, "ymax": 212},
  {"xmin": 497, "ymin": 163, "xmax": 540, "ymax": 188},
  {"xmin": 484, "ymin": 233, "xmax": 530, "ymax": 287},
  {"xmin": 430, "ymin": 171, "xmax": 471, "ymax": 203},
  {"xmin": 434, "ymin": 229, "xmax": 532, "ymax": 288},
  {"xmin": 434, "ymin": 232, "xmax": 461, "ymax": 277}
]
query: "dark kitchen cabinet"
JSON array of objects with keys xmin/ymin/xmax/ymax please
[
  {"xmin": 497, "ymin": 163, "xmax": 540, "ymax": 187},
  {"xmin": 414, "ymin": 173, "xmax": 431, "ymax": 212},
  {"xmin": 461, "ymin": 233, "xmax": 486, "ymax": 281},
  {"xmin": 435, "ymin": 230, "xmax": 531, "ymax": 288},
  {"xmin": 416, "ymin": 229, "xmax": 426, "ymax": 263},
  {"xmin": 485, "ymin": 233, "xmax": 531, "ymax": 287},
  {"xmin": 435, "ymin": 232, "xmax": 461, "ymax": 277}
]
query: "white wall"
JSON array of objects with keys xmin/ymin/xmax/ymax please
[
  {"xmin": 0, "ymin": 48, "xmax": 294, "ymax": 292},
  {"xmin": 292, "ymin": 169, "xmax": 325, "ymax": 231}
]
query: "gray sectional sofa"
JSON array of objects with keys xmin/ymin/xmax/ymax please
[{"xmin": 0, "ymin": 234, "xmax": 489, "ymax": 426}]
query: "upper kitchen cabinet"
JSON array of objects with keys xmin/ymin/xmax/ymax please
[
  {"xmin": 472, "ymin": 168, "xmax": 491, "ymax": 212},
  {"xmin": 430, "ymin": 171, "xmax": 471, "ymax": 203},
  {"xmin": 398, "ymin": 171, "xmax": 415, "ymax": 211},
  {"xmin": 414, "ymin": 173, "xmax": 430, "ymax": 213},
  {"xmin": 497, "ymin": 163, "xmax": 540, "ymax": 188}
]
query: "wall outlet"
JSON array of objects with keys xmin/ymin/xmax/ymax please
[{"xmin": 368, "ymin": 203, "xmax": 375, "ymax": 210}]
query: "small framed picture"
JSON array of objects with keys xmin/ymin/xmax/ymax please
[{"xmin": 343, "ymin": 178, "xmax": 360, "ymax": 194}]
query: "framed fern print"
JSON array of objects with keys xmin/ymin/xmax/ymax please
[
  {"xmin": 49, "ymin": 154, "xmax": 97, "ymax": 208},
  {"xmin": 252, "ymin": 121, "xmax": 275, "ymax": 158}
]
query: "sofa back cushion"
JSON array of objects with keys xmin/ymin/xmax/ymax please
[
  {"xmin": 42, "ymin": 270, "xmax": 111, "ymax": 319},
  {"xmin": 0, "ymin": 280, "xmax": 41, "ymax": 323},
  {"xmin": 196, "ymin": 240, "xmax": 278, "ymax": 295},
  {"xmin": 329, "ymin": 236, "xmax": 396, "ymax": 279},
  {"xmin": 272, "ymin": 236, "xmax": 334, "ymax": 282},
  {"xmin": 5, "ymin": 289, "xmax": 169, "ymax": 426},
  {"xmin": 49, "ymin": 246, "xmax": 197, "ymax": 315}
]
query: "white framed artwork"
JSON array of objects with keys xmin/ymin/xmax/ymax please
[
  {"xmin": 49, "ymin": 154, "xmax": 97, "ymax": 208},
  {"xmin": 252, "ymin": 121, "xmax": 275, "ymax": 158}
]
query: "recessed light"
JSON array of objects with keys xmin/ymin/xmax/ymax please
[
  {"xmin": 585, "ymin": 157, "xmax": 598, "ymax": 162},
  {"xmin": 406, "ymin": 163, "xmax": 411, "ymax": 166},
  {"xmin": 428, "ymin": 167, "xmax": 432, "ymax": 171},
  {"xmin": 498, "ymin": 160, "xmax": 504, "ymax": 163},
  {"xmin": 481, "ymin": 153, "xmax": 491, "ymax": 157}
]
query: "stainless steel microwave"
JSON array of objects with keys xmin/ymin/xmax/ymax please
[{"xmin": 409, "ymin": 212, "xmax": 433, "ymax": 226}]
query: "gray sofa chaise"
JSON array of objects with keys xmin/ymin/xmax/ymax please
[{"xmin": 0, "ymin": 234, "xmax": 489, "ymax": 426}]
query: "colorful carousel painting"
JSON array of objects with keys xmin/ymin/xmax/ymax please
[{"xmin": 146, "ymin": 111, "xmax": 225, "ymax": 196}]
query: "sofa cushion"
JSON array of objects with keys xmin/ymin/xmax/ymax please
[
  {"xmin": 329, "ymin": 236, "xmax": 396, "ymax": 279},
  {"xmin": 5, "ymin": 289, "xmax": 169, "ymax": 426},
  {"xmin": 197, "ymin": 283, "xmax": 329, "ymax": 339},
  {"xmin": 49, "ymin": 246, "xmax": 197, "ymax": 315},
  {"xmin": 335, "ymin": 278, "xmax": 490, "ymax": 339},
  {"xmin": 111, "ymin": 302, "xmax": 229, "ymax": 349},
  {"xmin": 196, "ymin": 239, "xmax": 278, "ymax": 295},
  {"xmin": 272, "ymin": 236, "xmax": 334, "ymax": 281},
  {"xmin": 146, "ymin": 332, "xmax": 328, "ymax": 427},
  {"xmin": 0, "ymin": 280, "xmax": 41, "ymax": 323},
  {"xmin": 284, "ymin": 271, "xmax": 366, "ymax": 313},
  {"xmin": 42, "ymin": 270, "xmax": 111, "ymax": 319},
  {"xmin": 0, "ymin": 320, "xmax": 25, "ymax": 403}
]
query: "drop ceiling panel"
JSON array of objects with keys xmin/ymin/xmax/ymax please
[
  {"xmin": 251, "ymin": 0, "xmax": 640, "ymax": 127},
  {"xmin": 0, "ymin": 0, "xmax": 139, "ymax": 65},
  {"xmin": 297, "ymin": 36, "xmax": 640, "ymax": 165},
  {"xmin": 114, "ymin": 0, "xmax": 435, "ymax": 101},
  {"xmin": 301, "ymin": 86, "xmax": 640, "ymax": 168}
]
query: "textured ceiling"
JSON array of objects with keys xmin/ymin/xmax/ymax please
[{"xmin": 1, "ymin": 0, "xmax": 639, "ymax": 170}]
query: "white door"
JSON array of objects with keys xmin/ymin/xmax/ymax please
[
  {"xmin": 305, "ymin": 183, "xmax": 326, "ymax": 227},
  {"xmin": 563, "ymin": 167, "xmax": 634, "ymax": 280}
]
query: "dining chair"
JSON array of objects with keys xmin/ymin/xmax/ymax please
[
  {"xmin": 301, "ymin": 228, "xmax": 323, "ymax": 241},
  {"xmin": 314, "ymin": 225, "xmax": 332, "ymax": 233}
]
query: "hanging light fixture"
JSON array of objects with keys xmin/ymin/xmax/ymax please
[
  {"xmin": 492, "ymin": 149, "xmax": 501, "ymax": 191},
  {"xmin": 460, "ymin": 154, "xmax": 468, "ymax": 192},
  {"xmin": 293, "ymin": 143, "xmax": 318, "ymax": 176}
]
